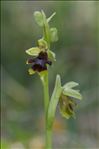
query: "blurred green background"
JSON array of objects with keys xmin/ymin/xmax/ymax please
[{"xmin": 1, "ymin": 1, "xmax": 99, "ymax": 149}]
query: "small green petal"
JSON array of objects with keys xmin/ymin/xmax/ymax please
[
  {"xmin": 38, "ymin": 39, "xmax": 48, "ymax": 49},
  {"xmin": 26, "ymin": 47, "xmax": 41, "ymax": 56},
  {"xmin": 48, "ymin": 50, "xmax": 56, "ymax": 61},
  {"xmin": 47, "ymin": 12, "xmax": 56, "ymax": 23},
  {"xmin": 28, "ymin": 68, "xmax": 35, "ymax": 75}
]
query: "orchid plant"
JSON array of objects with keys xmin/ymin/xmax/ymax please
[{"xmin": 26, "ymin": 10, "xmax": 82, "ymax": 149}]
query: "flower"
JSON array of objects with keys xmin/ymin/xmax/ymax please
[
  {"xmin": 27, "ymin": 51, "xmax": 52, "ymax": 74},
  {"xmin": 26, "ymin": 39, "xmax": 56, "ymax": 75},
  {"xmin": 59, "ymin": 81, "xmax": 82, "ymax": 119}
]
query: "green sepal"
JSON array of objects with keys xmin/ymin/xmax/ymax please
[
  {"xmin": 50, "ymin": 27, "xmax": 58, "ymax": 42},
  {"xmin": 63, "ymin": 81, "xmax": 79, "ymax": 89},
  {"xmin": 28, "ymin": 68, "xmax": 35, "ymax": 75},
  {"xmin": 48, "ymin": 50, "xmax": 56, "ymax": 61},
  {"xmin": 63, "ymin": 81, "xmax": 82, "ymax": 100},
  {"xmin": 63, "ymin": 88, "xmax": 82, "ymax": 100},
  {"xmin": 26, "ymin": 47, "xmax": 41, "ymax": 56},
  {"xmin": 47, "ymin": 12, "xmax": 56, "ymax": 23},
  {"xmin": 34, "ymin": 11, "xmax": 44, "ymax": 27}
]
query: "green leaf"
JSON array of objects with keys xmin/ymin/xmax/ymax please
[
  {"xmin": 63, "ymin": 81, "xmax": 79, "ymax": 89},
  {"xmin": 47, "ymin": 12, "xmax": 56, "ymax": 23},
  {"xmin": 50, "ymin": 27, "xmax": 58, "ymax": 42},
  {"xmin": 26, "ymin": 47, "xmax": 41, "ymax": 56},
  {"xmin": 38, "ymin": 39, "xmax": 48, "ymax": 49},
  {"xmin": 48, "ymin": 50, "xmax": 56, "ymax": 61},
  {"xmin": 28, "ymin": 68, "xmax": 35, "ymax": 75},
  {"xmin": 47, "ymin": 75, "xmax": 62, "ymax": 129},
  {"xmin": 63, "ymin": 88, "xmax": 82, "ymax": 100},
  {"xmin": 34, "ymin": 11, "xmax": 44, "ymax": 27}
]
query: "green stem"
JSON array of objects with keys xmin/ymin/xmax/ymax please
[
  {"xmin": 41, "ymin": 11, "xmax": 52, "ymax": 149},
  {"xmin": 42, "ymin": 72, "xmax": 52, "ymax": 149},
  {"xmin": 43, "ymin": 72, "xmax": 49, "ymax": 120},
  {"xmin": 46, "ymin": 128, "xmax": 52, "ymax": 149},
  {"xmin": 41, "ymin": 10, "xmax": 50, "ymax": 49}
]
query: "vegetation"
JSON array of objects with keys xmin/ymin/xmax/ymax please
[{"xmin": 1, "ymin": 1, "xmax": 98, "ymax": 149}]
